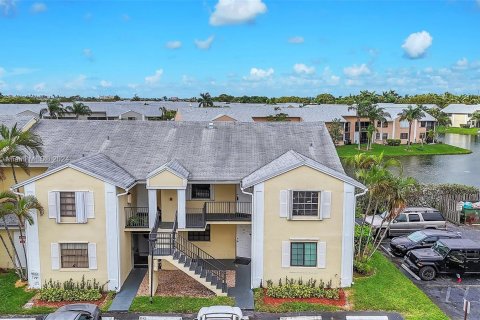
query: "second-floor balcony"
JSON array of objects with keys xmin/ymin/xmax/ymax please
[
  {"xmin": 186, "ymin": 201, "xmax": 252, "ymax": 228},
  {"xmin": 125, "ymin": 207, "xmax": 149, "ymax": 228}
]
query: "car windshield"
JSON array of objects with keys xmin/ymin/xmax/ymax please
[
  {"xmin": 407, "ymin": 231, "xmax": 427, "ymax": 243},
  {"xmin": 432, "ymin": 242, "xmax": 449, "ymax": 257}
]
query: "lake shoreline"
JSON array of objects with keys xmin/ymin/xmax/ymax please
[{"xmin": 336, "ymin": 143, "xmax": 471, "ymax": 158}]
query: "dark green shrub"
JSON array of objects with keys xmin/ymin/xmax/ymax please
[
  {"xmin": 386, "ymin": 139, "xmax": 401, "ymax": 146},
  {"xmin": 40, "ymin": 276, "xmax": 103, "ymax": 302},
  {"xmin": 265, "ymin": 277, "xmax": 340, "ymax": 300},
  {"xmin": 354, "ymin": 259, "xmax": 374, "ymax": 276}
]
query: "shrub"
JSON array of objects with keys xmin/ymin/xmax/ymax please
[
  {"xmin": 386, "ymin": 139, "xmax": 401, "ymax": 146},
  {"xmin": 39, "ymin": 276, "xmax": 103, "ymax": 302},
  {"xmin": 354, "ymin": 259, "xmax": 374, "ymax": 276},
  {"xmin": 265, "ymin": 278, "xmax": 340, "ymax": 300}
]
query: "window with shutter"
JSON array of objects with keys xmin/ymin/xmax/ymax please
[{"xmin": 60, "ymin": 243, "xmax": 89, "ymax": 268}]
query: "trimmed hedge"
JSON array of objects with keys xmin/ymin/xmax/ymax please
[
  {"xmin": 39, "ymin": 277, "xmax": 103, "ymax": 302},
  {"xmin": 265, "ymin": 278, "xmax": 340, "ymax": 300},
  {"xmin": 386, "ymin": 139, "xmax": 401, "ymax": 146}
]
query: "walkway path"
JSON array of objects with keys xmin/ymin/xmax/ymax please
[
  {"xmin": 228, "ymin": 263, "xmax": 254, "ymax": 309},
  {"xmin": 109, "ymin": 268, "xmax": 147, "ymax": 312}
]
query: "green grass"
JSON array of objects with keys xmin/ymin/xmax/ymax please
[
  {"xmin": 100, "ymin": 291, "xmax": 115, "ymax": 312},
  {"xmin": 130, "ymin": 296, "xmax": 235, "ymax": 313},
  {"xmin": 437, "ymin": 126, "xmax": 480, "ymax": 135},
  {"xmin": 0, "ymin": 270, "xmax": 54, "ymax": 315},
  {"xmin": 253, "ymin": 289, "xmax": 340, "ymax": 312},
  {"xmin": 336, "ymin": 143, "xmax": 471, "ymax": 158},
  {"xmin": 351, "ymin": 253, "xmax": 448, "ymax": 320}
]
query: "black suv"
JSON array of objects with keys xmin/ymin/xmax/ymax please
[
  {"xmin": 404, "ymin": 239, "xmax": 480, "ymax": 281},
  {"xmin": 390, "ymin": 230, "xmax": 461, "ymax": 257}
]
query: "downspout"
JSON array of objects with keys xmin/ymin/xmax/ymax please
[
  {"xmin": 10, "ymin": 189, "xmax": 25, "ymax": 197},
  {"xmin": 240, "ymin": 184, "xmax": 254, "ymax": 288}
]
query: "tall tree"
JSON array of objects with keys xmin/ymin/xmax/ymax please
[
  {"xmin": 329, "ymin": 118, "xmax": 343, "ymax": 146},
  {"xmin": 470, "ymin": 111, "xmax": 480, "ymax": 128},
  {"xmin": 67, "ymin": 102, "xmax": 92, "ymax": 119},
  {"xmin": 398, "ymin": 105, "xmax": 427, "ymax": 146},
  {"xmin": 0, "ymin": 123, "xmax": 44, "ymax": 185},
  {"xmin": 39, "ymin": 99, "xmax": 66, "ymax": 119},
  {"xmin": 365, "ymin": 106, "xmax": 391, "ymax": 150},
  {"xmin": 159, "ymin": 107, "xmax": 177, "ymax": 120},
  {"xmin": 198, "ymin": 92, "xmax": 214, "ymax": 108}
]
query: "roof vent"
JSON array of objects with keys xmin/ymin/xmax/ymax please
[{"xmin": 207, "ymin": 122, "xmax": 214, "ymax": 129}]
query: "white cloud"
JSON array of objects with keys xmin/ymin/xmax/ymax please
[
  {"xmin": 100, "ymin": 80, "xmax": 112, "ymax": 88},
  {"xmin": 145, "ymin": 69, "xmax": 164, "ymax": 85},
  {"xmin": 30, "ymin": 2, "xmax": 46, "ymax": 13},
  {"xmin": 293, "ymin": 63, "xmax": 315, "ymax": 75},
  {"xmin": 166, "ymin": 40, "xmax": 182, "ymax": 49},
  {"xmin": 127, "ymin": 83, "xmax": 139, "ymax": 89},
  {"xmin": 343, "ymin": 63, "xmax": 371, "ymax": 77},
  {"xmin": 194, "ymin": 36, "xmax": 215, "ymax": 50},
  {"xmin": 244, "ymin": 67, "xmax": 274, "ymax": 81},
  {"xmin": 401, "ymin": 31, "xmax": 433, "ymax": 59},
  {"xmin": 0, "ymin": 0, "xmax": 16, "ymax": 17},
  {"xmin": 33, "ymin": 82, "xmax": 46, "ymax": 92},
  {"xmin": 456, "ymin": 57, "xmax": 468, "ymax": 68},
  {"xmin": 65, "ymin": 75, "xmax": 87, "ymax": 89},
  {"xmin": 83, "ymin": 48, "xmax": 94, "ymax": 61},
  {"xmin": 0, "ymin": 67, "xmax": 5, "ymax": 77},
  {"xmin": 345, "ymin": 79, "xmax": 362, "ymax": 86},
  {"xmin": 477, "ymin": 0, "xmax": 480, "ymax": 6},
  {"xmin": 288, "ymin": 36, "xmax": 304, "ymax": 44},
  {"xmin": 209, "ymin": 0, "xmax": 267, "ymax": 26}
]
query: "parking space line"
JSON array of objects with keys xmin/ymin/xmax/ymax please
[
  {"xmin": 464, "ymin": 286, "xmax": 470, "ymax": 300},
  {"xmin": 380, "ymin": 245, "xmax": 394, "ymax": 258},
  {"xmin": 445, "ymin": 286, "xmax": 451, "ymax": 302},
  {"xmin": 401, "ymin": 263, "xmax": 421, "ymax": 281}
]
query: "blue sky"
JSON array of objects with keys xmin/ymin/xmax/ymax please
[{"xmin": 0, "ymin": 0, "xmax": 479, "ymax": 98}]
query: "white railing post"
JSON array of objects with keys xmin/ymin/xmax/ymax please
[
  {"xmin": 148, "ymin": 189, "xmax": 157, "ymax": 228},
  {"xmin": 177, "ymin": 189, "xmax": 186, "ymax": 228}
]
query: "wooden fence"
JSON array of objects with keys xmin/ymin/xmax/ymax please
[{"xmin": 435, "ymin": 192, "xmax": 480, "ymax": 224}]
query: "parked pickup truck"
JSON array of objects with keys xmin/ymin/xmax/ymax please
[{"xmin": 404, "ymin": 238, "xmax": 480, "ymax": 281}]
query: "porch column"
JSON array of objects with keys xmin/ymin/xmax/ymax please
[
  {"xmin": 148, "ymin": 189, "xmax": 157, "ymax": 228},
  {"xmin": 177, "ymin": 189, "xmax": 186, "ymax": 228}
]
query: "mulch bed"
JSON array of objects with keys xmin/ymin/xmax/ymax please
[
  {"xmin": 33, "ymin": 293, "xmax": 107, "ymax": 308},
  {"xmin": 262, "ymin": 289, "xmax": 346, "ymax": 307}
]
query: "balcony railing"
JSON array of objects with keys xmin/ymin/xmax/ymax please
[
  {"xmin": 125, "ymin": 207, "xmax": 149, "ymax": 228},
  {"xmin": 185, "ymin": 201, "xmax": 252, "ymax": 228}
]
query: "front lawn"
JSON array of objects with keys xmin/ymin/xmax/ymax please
[
  {"xmin": 351, "ymin": 253, "xmax": 448, "ymax": 320},
  {"xmin": 337, "ymin": 143, "xmax": 471, "ymax": 158},
  {"xmin": 130, "ymin": 296, "xmax": 234, "ymax": 313},
  {"xmin": 0, "ymin": 270, "xmax": 54, "ymax": 315},
  {"xmin": 437, "ymin": 126, "xmax": 480, "ymax": 135}
]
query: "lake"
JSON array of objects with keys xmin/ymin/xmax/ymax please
[{"xmin": 397, "ymin": 133, "xmax": 480, "ymax": 187}]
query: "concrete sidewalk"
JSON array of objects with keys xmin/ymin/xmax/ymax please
[{"xmin": 109, "ymin": 268, "xmax": 147, "ymax": 312}]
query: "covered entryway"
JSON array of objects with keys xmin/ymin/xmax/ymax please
[{"xmin": 132, "ymin": 233, "xmax": 149, "ymax": 268}]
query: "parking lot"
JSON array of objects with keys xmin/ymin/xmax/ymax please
[{"xmin": 382, "ymin": 222, "xmax": 480, "ymax": 320}]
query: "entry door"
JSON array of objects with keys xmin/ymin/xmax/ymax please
[
  {"xmin": 236, "ymin": 225, "xmax": 251, "ymax": 258},
  {"xmin": 13, "ymin": 231, "xmax": 26, "ymax": 268}
]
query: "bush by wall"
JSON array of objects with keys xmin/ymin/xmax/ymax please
[
  {"xmin": 386, "ymin": 139, "xmax": 401, "ymax": 146},
  {"xmin": 265, "ymin": 278, "xmax": 340, "ymax": 300},
  {"xmin": 39, "ymin": 277, "xmax": 103, "ymax": 302}
]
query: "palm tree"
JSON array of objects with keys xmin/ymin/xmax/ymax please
[
  {"xmin": 366, "ymin": 106, "xmax": 391, "ymax": 150},
  {"xmin": 470, "ymin": 111, "xmax": 480, "ymax": 128},
  {"xmin": 397, "ymin": 105, "xmax": 427, "ymax": 146},
  {"xmin": 0, "ymin": 123, "xmax": 44, "ymax": 185},
  {"xmin": 40, "ymin": 99, "xmax": 66, "ymax": 119},
  {"xmin": 198, "ymin": 92, "xmax": 214, "ymax": 108},
  {"xmin": 67, "ymin": 102, "xmax": 92, "ymax": 119},
  {"xmin": 0, "ymin": 191, "xmax": 25, "ymax": 279},
  {"xmin": 159, "ymin": 107, "xmax": 177, "ymax": 120}
]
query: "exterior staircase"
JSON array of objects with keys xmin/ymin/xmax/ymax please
[{"xmin": 149, "ymin": 214, "xmax": 228, "ymax": 296}]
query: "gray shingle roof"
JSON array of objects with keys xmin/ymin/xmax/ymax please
[
  {"xmin": 69, "ymin": 153, "xmax": 136, "ymax": 189},
  {"xmin": 0, "ymin": 214, "xmax": 19, "ymax": 228},
  {"xmin": 242, "ymin": 150, "xmax": 366, "ymax": 189},
  {"xmin": 0, "ymin": 115, "xmax": 36, "ymax": 130},
  {"xmin": 25, "ymin": 120, "xmax": 346, "ymax": 183},
  {"xmin": 148, "ymin": 159, "xmax": 190, "ymax": 179},
  {"xmin": 442, "ymin": 104, "xmax": 480, "ymax": 114}
]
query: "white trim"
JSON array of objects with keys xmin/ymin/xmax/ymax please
[
  {"xmin": 146, "ymin": 166, "xmax": 188, "ymax": 180},
  {"xmin": 25, "ymin": 182, "xmax": 42, "ymax": 289},
  {"xmin": 341, "ymin": 183, "xmax": 355, "ymax": 287},
  {"xmin": 105, "ymin": 182, "xmax": 121, "ymax": 291},
  {"xmin": 177, "ymin": 189, "xmax": 186, "ymax": 229},
  {"xmin": 148, "ymin": 189, "xmax": 157, "ymax": 228},
  {"xmin": 251, "ymin": 182, "xmax": 264, "ymax": 288},
  {"xmin": 146, "ymin": 185, "xmax": 186, "ymax": 190}
]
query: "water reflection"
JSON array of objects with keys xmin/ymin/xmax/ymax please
[{"xmin": 397, "ymin": 133, "xmax": 480, "ymax": 187}]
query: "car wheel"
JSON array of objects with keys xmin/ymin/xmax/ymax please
[
  {"xmin": 391, "ymin": 250, "xmax": 404, "ymax": 257},
  {"xmin": 419, "ymin": 266, "xmax": 436, "ymax": 281}
]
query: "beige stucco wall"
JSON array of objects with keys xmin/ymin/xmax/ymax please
[
  {"xmin": 0, "ymin": 229, "xmax": 17, "ymax": 269},
  {"xmin": 35, "ymin": 168, "xmax": 109, "ymax": 284},
  {"xmin": 0, "ymin": 167, "xmax": 47, "ymax": 192},
  {"xmin": 213, "ymin": 115, "xmax": 237, "ymax": 122},
  {"xmin": 263, "ymin": 165, "xmax": 345, "ymax": 288},
  {"xmin": 160, "ymin": 189, "xmax": 176, "ymax": 222},
  {"xmin": 148, "ymin": 170, "xmax": 185, "ymax": 188},
  {"xmin": 451, "ymin": 114, "xmax": 469, "ymax": 127},
  {"xmin": 186, "ymin": 184, "xmax": 236, "ymax": 210},
  {"xmin": 117, "ymin": 189, "xmax": 133, "ymax": 285},
  {"xmin": 179, "ymin": 224, "xmax": 236, "ymax": 259}
]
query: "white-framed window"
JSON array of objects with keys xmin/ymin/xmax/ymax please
[
  {"xmin": 282, "ymin": 240, "xmax": 326, "ymax": 268},
  {"xmin": 48, "ymin": 191, "xmax": 94, "ymax": 223},
  {"xmin": 292, "ymin": 191, "xmax": 319, "ymax": 217},
  {"xmin": 400, "ymin": 133, "xmax": 408, "ymax": 139},
  {"xmin": 188, "ymin": 184, "xmax": 214, "ymax": 200},
  {"xmin": 279, "ymin": 190, "xmax": 331, "ymax": 220},
  {"xmin": 59, "ymin": 192, "xmax": 76, "ymax": 217},
  {"xmin": 51, "ymin": 242, "xmax": 97, "ymax": 270},
  {"xmin": 375, "ymin": 133, "xmax": 380, "ymax": 140},
  {"xmin": 400, "ymin": 120, "xmax": 409, "ymax": 128},
  {"xmin": 382, "ymin": 133, "xmax": 388, "ymax": 140}
]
